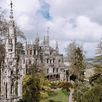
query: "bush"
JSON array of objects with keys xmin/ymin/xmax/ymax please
[
  {"xmin": 50, "ymin": 82, "xmax": 58, "ymax": 89},
  {"xmin": 62, "ymin": 82, "xmax": 73, "ymax": 91},
  {"xmin": 58, "ymin": 82, "xmax": 65, "ymax": 88}
]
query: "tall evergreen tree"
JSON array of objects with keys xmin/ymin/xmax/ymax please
[
  {"xmin": 73, "ymin": 39, "xmax": 102, "ymax": 102},
  {"xmin": 94, "ymin": 38, "xmax": 102, "ymax": 74},
  {"xmin": 66, "ymin": 41, "xmax": 86, "ymax": 81}
]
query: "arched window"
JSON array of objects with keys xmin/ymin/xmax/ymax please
[
  {"xmin": 56, "ymin": 68, "xmax": 58, "ymax": 73},
  {"xmin": 53, "ymin": 58, "xmax": 55, "ymax": 63},
  {"xmin": 47, "ymin": 59, "xmax": 49, "ymax": 63},
  {"xmin": 11, "ymin": 82, "xmax": 13, "ymax": 95},
  {"xmin": 15, "ymin": 81, "xmax": 18, "ymax": 95},
  {"xmin": 11, "ymin": 70, "xmax": 13, "ymax": 75},
  {"xmin": 34, "ymin": 49, "xmax": 36, "ymax": 55},
  {"xmin": 6, "ymin": 83, "xmax": 7, "ymax": 98},
  {"xmin": 50, "ymin": 59, "xmax": 52, "ymax": 63},
  {"xmin": 53, "ymin": 68, "xmax": 55, "ymax": 73},
  {"xmin": 58, "ymin": 59, "xmax": 61, "ymax": 63}
]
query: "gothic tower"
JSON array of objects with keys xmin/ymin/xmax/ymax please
[
  {"xmin": 1, "ymin": 1, "xmax": 22, "ymax": 102},
  {"xmin": 43, "ymin": 27, "xmax": 50, "ymax": 55}
]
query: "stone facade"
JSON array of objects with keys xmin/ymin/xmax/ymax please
[
  {"xmin": 0, "ymin": 1, "xmax": 23, "ymax": 102},
  {"xmin": 21, "ymin": 32, "xmax": 66, "ymax": 81}
]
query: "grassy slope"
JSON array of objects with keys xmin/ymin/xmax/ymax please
[{"xmin": 46, "ymin": 89, "xmax": 68, "ymax": 102}]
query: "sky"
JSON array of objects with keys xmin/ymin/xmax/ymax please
[{"xmin": 1, "ymin": 0, "xmax": 102, "ymax": 58}]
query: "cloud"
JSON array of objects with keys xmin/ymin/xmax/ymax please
[
  {"xmin": 38, "ymin": 0, "xmax": 51, "ymax": 20},
  {"xmin": 84, "ymin": 42, "xmax": 97, "ymax": 58},
  {"xmin": 1, "ymin": 0, "xmax": 102, "ymax": 58},
  {"xmin": 48, "ymin": 0, "xmax": 102, "ymax": 23},
  {"xmin": 46, "ymin": 16, "xmax": 102, "ymax": 42}
]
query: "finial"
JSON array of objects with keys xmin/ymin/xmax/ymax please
[
  {"xmin": 36, "ymin": 32, "xmax": 39, "ymax": 38},
  {"xmin": 35, "ymin": 32, "xmax": 39, "ymax": 44},
  {"xmin": 47, "ymin": 27, "xmax": 50, "ymax": 36},
  {"xmin": 10, "ymin": 0, "xmax": 13, "ymax": 19},
  {"xmin": 56, "ymin": 41, "xmax": 58, "ymax": 48}
]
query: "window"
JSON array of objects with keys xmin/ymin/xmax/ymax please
[
  {"xmin": 27, "ymin": 50, "xmax": 29, "ymax": 55},
  {"xmin": 50, "ymin": 59, "xmax": 52, "ymax": 63},
  {"xmin": 6, "ymin": 83, "xmax": 7, "ymax": 98},
  {"xmin": 8, "ymin": 39, "xmax": 12, "ymax": 44},
  {"xmin": 34, "ymin": 49, "xmax": 36, "ymax": 55},
  {"xmin": 58, "ymin": 59, "xmax": 61, "ymax": 63},
  {"xmin": 9, "ymin": 61, "xmax": 12, "ymax": 65},
  {"xmin": 8, "ymin": 49, "xmax": 12, "ymax": 52},
  {"xmin": 50, "ymin": 52, "xmax": 52, "ymax": 55},
  {"xmin": 53, "ymin": 59, "xmax": 55, "ymax": 63},
  {"xmin": 47, "ymin": 69, "xmax": 49, "ymax": 73},
  {"xmin": 47, "ymin": 59, "xmax": 49, "ymax": 63},
  {"xmin": 11, "ymin": 83, "xmax": 13, "ymax": 95},
  {"xmin": 30, "ymin": 50, "xmax": 32, "ymax": 55},
  {"xmin": 56, "ymin": 68, "xmax": 58, "ymax": 73},
  {"xmin": 29, "ymin": 60, "xmax": 31, "ymax": 64},
  {"xmin": 23, "ymin": 59, "xmax": 25, "ymax": 64},
  {"xmin": 53, "ymin": 68, "xmax": 55, "ymax": 73},
  {"xmin": 11, "ymin": 70, "xmax": 13, "ymax": 75}
]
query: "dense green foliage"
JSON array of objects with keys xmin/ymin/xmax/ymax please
[
  {"xmin": 19, "ymin": 64, "xmax": 50, "ymax": 102},
  {"xmin": 73, "ymin": 39, "xmax": 102, "ymax": 102}
]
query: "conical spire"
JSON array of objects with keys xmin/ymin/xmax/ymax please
[
  {"xmin": 56, "ymin": 41, "xmax": 59, "ymax": 52},
  {"xmin": 44, "ymin": 27, "xmax": 49, "ymax": 46},
  {"xmin": 9, "ymin": 0, "xmax": 15, "ymax": 38},
  {"xmin": 35, "ymin": 32, "xmax": 39, "ymax": 45},
  {"xmin": 10, "ymin": 0, "xmax": 14, "ymax": 20},
  {"xmin": 47, "ymin": 27, "xmax": 49, "ymax": 36},
  {"xmin": 36, "ymin": 32, "xmax": 39, "ymax": 40}
]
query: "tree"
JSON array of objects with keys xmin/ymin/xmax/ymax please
[
  {"xmin": 73, "ymin": 81, "xmax": 102, "ymax": 102},
  {"xmin": 73, "ymin": 39, "xmax": 102, "ymax": 102},
  {"xmin": 66, "ymin": 41, "xmax": 86, "ymax": 81},
  {"xmin": 20, "ymin": 64, "xmax": 50, "ymax": 102},
  {"xmin": 95, "ymin": 38, "xmax": 102, "ymax": 58},
  {"xmin": 82, "ymin": 85, "xmax": 102, "ymax": 102},
  {"xmin": 94, "ymin": 38, "xmax": 102, "ymax": 73},
  {"xmin": 65, "ymin": 42, "xmax": 86, "ymax": 102}
]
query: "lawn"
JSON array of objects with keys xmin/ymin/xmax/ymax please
[{"xmin": 46, "ymin": 89, "xmax": 68, "ymax": 102}]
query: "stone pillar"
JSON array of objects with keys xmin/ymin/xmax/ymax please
[
  {"xmin": 18, "ymin": 78, "xmax": 22, "ymax": 99},
  {"xmin": 7, "ymin": 80, "xmax": 11, "ymax": 99}
]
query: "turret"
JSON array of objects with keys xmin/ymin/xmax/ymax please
[
  {"xmin": 35, "ymin": 32, "xmax": 39, "ymax": 45},
  {"xmin": 5, "ymin": 0, "xmax": 16, "ymax": 58},
  {"xmin": 9, "ymin": 0, "xmax": 15, "ymax": 38},
  {"xmin": 43, "ymin": 27, "xmax": 49, "ymax": 46}
]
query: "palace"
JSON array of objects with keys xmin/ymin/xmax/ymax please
[{"xmin": 21, "ymin": 32, "xmax": 66, "ymax": 81}]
